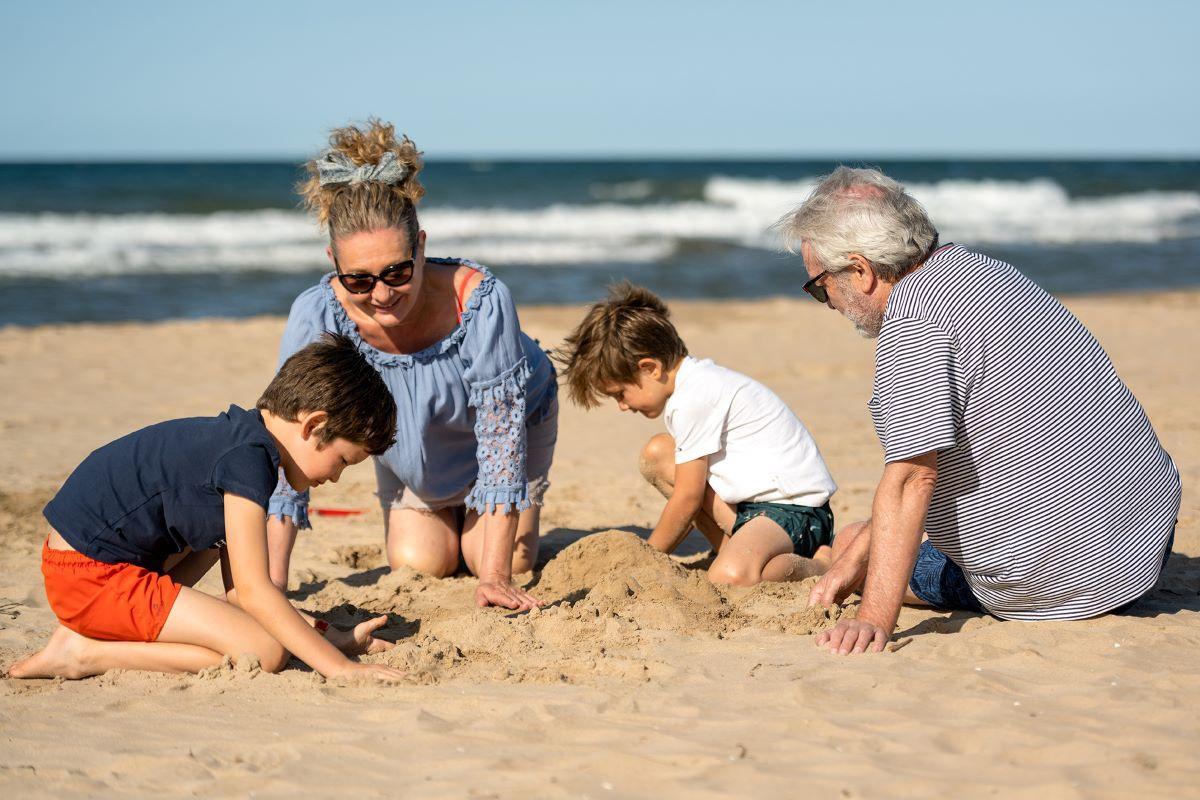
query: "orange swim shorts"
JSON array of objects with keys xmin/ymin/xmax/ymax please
[{"xmin": 41, "ymin": 538, "xmax": 181, "ymax": 642}]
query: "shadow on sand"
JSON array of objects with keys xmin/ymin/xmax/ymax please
[{"xmin": 895, "ymin": 552, "xmax": 1200, "ymax": 639}]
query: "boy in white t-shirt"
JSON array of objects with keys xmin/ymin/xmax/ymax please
[{"xmin": 556, "ymin": 282, "xmax": 838, "ymax": 586}]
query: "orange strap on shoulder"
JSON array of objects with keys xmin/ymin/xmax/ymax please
[{"xmin": 454, "ymin": 268, "xmax": 477, "ymax": 323}]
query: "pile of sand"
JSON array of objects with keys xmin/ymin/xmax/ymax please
[{"xmin": 284, "ymin": 530, "xmax": 851, "ymax": 685}]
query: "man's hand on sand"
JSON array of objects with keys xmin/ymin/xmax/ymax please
[
  {"xmin": 815, "ymin": 618, "xmax": 890, "ymax": 655},
  {"xmin": 475, "ymin": 580, "xmax": 541, "ymax": 611},
  {"xmin": 325, "ymin": 615, "xmax": 393, "ymax": 656},
  {"xmin": 808, "ymin": 553, "xmax": 867, "ymax": 607}
]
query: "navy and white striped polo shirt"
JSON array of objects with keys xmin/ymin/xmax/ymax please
[{"xmin": 870, "ymin": 245, "xmax": 1180, "ymax": 620}]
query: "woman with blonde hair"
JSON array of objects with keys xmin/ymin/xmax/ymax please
[{"xmin": 267, "ymin": 119, "xmax": 557, "ymax": 610}]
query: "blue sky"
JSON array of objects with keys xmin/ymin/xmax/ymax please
[{"xmin": 2, "ymin": 0, "xmax": 1197, "ymax": 159}]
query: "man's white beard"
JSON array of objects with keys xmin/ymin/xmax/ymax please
[{"xmin": 841, "ymin": 292, "xmax": 883, "ymax": 339}]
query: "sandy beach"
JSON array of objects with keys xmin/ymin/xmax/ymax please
[{"xmin": 1, "ymin": 291, "xmax": 1197, "ymax": 798}]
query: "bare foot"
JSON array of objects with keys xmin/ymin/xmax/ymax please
[
  {"xmin": 762, "ymin": 554, "xmax": 828, "ymax": 583},
  {"xmin": 7, "ymin": 625, "xmax": 95, "ymax": 679}
]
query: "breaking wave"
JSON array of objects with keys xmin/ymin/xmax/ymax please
[{"xmin": 2, "ymin": 178, "xmax": 1197, "ymax": 278}]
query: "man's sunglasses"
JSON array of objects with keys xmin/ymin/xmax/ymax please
[
  {"xmin": 334, "ymin": 255, "xmax": 416, "ymax": 294},
  {"xmin": 802, "ymin": 269, "xmax": 838, "ymax": 303}
]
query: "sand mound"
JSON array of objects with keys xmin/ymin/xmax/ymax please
[
  {"xmin": 301, "ymin": 530, "xmax": 850, "ymax": 685},
  {"xmin": 535, "ymin": 530, "xmax": 680, "ymax": 594},
  {"xmin": 534, "ymin": 529, "xmax": 741, "ymax": 634}
]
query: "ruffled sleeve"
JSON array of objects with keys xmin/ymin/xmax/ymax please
[
  {"xmin": 461, "ymin": 276, "xmax": 531, "ymax": 514},
  {"xmin": 267, "ymin": 285, "xmax": 332, "ymax": 529}
]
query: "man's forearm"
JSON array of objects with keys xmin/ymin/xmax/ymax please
[{"xmin": 857, "ymin": 458, "xmax": 937, "ymax": 631}]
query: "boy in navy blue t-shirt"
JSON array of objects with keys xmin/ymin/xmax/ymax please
[{"xmin": 8, "ymin": 334, "xmax": 406, "ymax": 683}]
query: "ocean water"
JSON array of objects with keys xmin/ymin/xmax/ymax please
[{"xmin": 1, "ymin": 159, "xmax": 1198, "ymax": 326}]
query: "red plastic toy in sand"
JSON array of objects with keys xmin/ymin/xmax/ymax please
[{"xmin": 311, "ymin": 507, "xmax": 367, "ymax": 517}]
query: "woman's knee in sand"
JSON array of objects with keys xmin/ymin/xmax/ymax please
[
  {"xmin": 387, "ymin": 540, "xmax": 459, "ymax": 578},
  {"xmin": 385, "ymin": 508, "xmax": 461, "ymax": 577}
]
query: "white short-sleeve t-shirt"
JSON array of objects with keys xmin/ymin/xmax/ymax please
[{"xmin": 664, "ymin": 356, "xmax": 836, "ymax": 508}]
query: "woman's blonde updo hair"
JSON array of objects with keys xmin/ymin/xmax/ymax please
[{"xmin": 298, "ymin": 118, "xmax": 425, "ymax": 249}]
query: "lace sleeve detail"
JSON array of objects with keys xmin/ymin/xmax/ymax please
[
  {"xmin": 465, "ymin": 358, "xmax": 532, "ymax": 514},
  {"xmin": 267, "ymin": 467, "xmax": 312, "ymax": 530}
]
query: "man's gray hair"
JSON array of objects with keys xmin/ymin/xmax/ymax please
[{"xmin": 773, "ymin": 166, "xmax": 939, "ymax": 282}]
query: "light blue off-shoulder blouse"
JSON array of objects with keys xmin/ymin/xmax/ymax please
[{"xmin": 268, "ymin": 259, "xmax": 557, "ymax": 528}]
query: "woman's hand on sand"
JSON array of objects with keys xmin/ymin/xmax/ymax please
[
  {"xmin": 808, "ymin": 552, "xmax": 867, "ymax": 608},
  {"xmin": 815, "ymin": 618, "xmax": 890, "ymax": 655},
  {"xmin": 324, "ymin": 615, "xmax": 394, "ymax": 656},
  {"xmin": 330, "ymin": 661, "xmax": 407, "ymax": 684},
  {"xmin": 475, "ymin": 580, "xmax": 542, "ymax": 611}
]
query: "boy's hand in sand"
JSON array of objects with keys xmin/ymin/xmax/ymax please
[
  {"xmin": 815, "ymin": 618, "xmax": 890, "ymax": 655},
  {"xmin": 475, "ymin": 580, "xmax": 542, "ymax": 611},
  {"xmin": 324, "ymin": 615, "xmax": 394, "ymax": 656},
  {"xmin": 331, "ymin": 662, "xmax": 407, "ymax": 684}
]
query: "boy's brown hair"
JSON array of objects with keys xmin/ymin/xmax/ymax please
[
  {"xmin": 555, "ymin": 281, "xmax": 688, "ymax": 408},
  {"xmin": 257, "ymin": 334, "xmax": 397, "ymax": 454}
]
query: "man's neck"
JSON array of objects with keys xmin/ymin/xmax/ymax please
[{"xmin": 878, "ymin": 242, "xmax": 946, "ymax": 313}]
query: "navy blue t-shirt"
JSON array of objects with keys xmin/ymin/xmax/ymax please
[{"xmin": 44, "ymin": 405, "xmax": 281, "ymax": 570}]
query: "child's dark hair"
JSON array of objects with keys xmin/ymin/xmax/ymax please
[
  {"xmin": 554, "ymin": 281, "xmax": 688, "ymax": 408},
  {"xmin": 257, "ymin": 334, "xmax": 396, "ymax": 454}
]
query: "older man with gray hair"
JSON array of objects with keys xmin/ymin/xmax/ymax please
[{"xmin": 777, "ymin": 167, "xmax": 1180, "ymax": 654}]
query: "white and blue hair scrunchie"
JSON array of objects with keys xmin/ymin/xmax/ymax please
[{"xmin": 316, "ymin": 149, "xmax": 408, "ymax": 186}]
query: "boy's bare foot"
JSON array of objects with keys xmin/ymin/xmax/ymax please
[
  {"xmin": 762, "ymin": 554, "xmax": 827, "ymax": 583},
  {"xmin": 7, "ymin": 625, "xmax": 95, "ymax": 680}
]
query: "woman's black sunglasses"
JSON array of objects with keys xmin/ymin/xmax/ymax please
[{"xmin": 334, "ymin": 255, "xmax": 416, "ymax": 294}]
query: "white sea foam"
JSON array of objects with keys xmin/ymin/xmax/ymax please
[
  {"xmin": 1, "ymin": 178, "xmax": 1196, "ymax": 277},
  {"xmin": 706, "ymin": 176, "xmax": 1200, "ymax": 245}
]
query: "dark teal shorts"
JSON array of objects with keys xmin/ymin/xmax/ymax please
[{"xmin": 731, "ymin": 501, "xmax": 834, "ymax": 558}]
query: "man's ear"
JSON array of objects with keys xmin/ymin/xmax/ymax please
[
  {"xmin": 300, "ymin": 410, "xmax": 330, "ymax": 442},
  {"xmin": 847, "ymin": 253, "xmax": 879, "ymax": 293},
  {"xmin": 325, "ymin": 245, "xmax": 336, "ymax": 268},
  {"xmin": 637, "ymin": 358, "xmax": 664, "ymax": 380}
]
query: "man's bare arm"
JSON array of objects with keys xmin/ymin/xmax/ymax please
[{"xmin": 815, "ymin": 452, "xmax": 937, "ymax": 655}]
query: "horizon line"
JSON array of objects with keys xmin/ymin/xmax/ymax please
[{"xmin": 2, "ymin": 151, "xmax": 1199, "ymax": 165}]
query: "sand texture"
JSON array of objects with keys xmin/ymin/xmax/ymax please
[{"xmin": 1, "ymin": 292, "xmax": 1198, "ymax": 798}]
